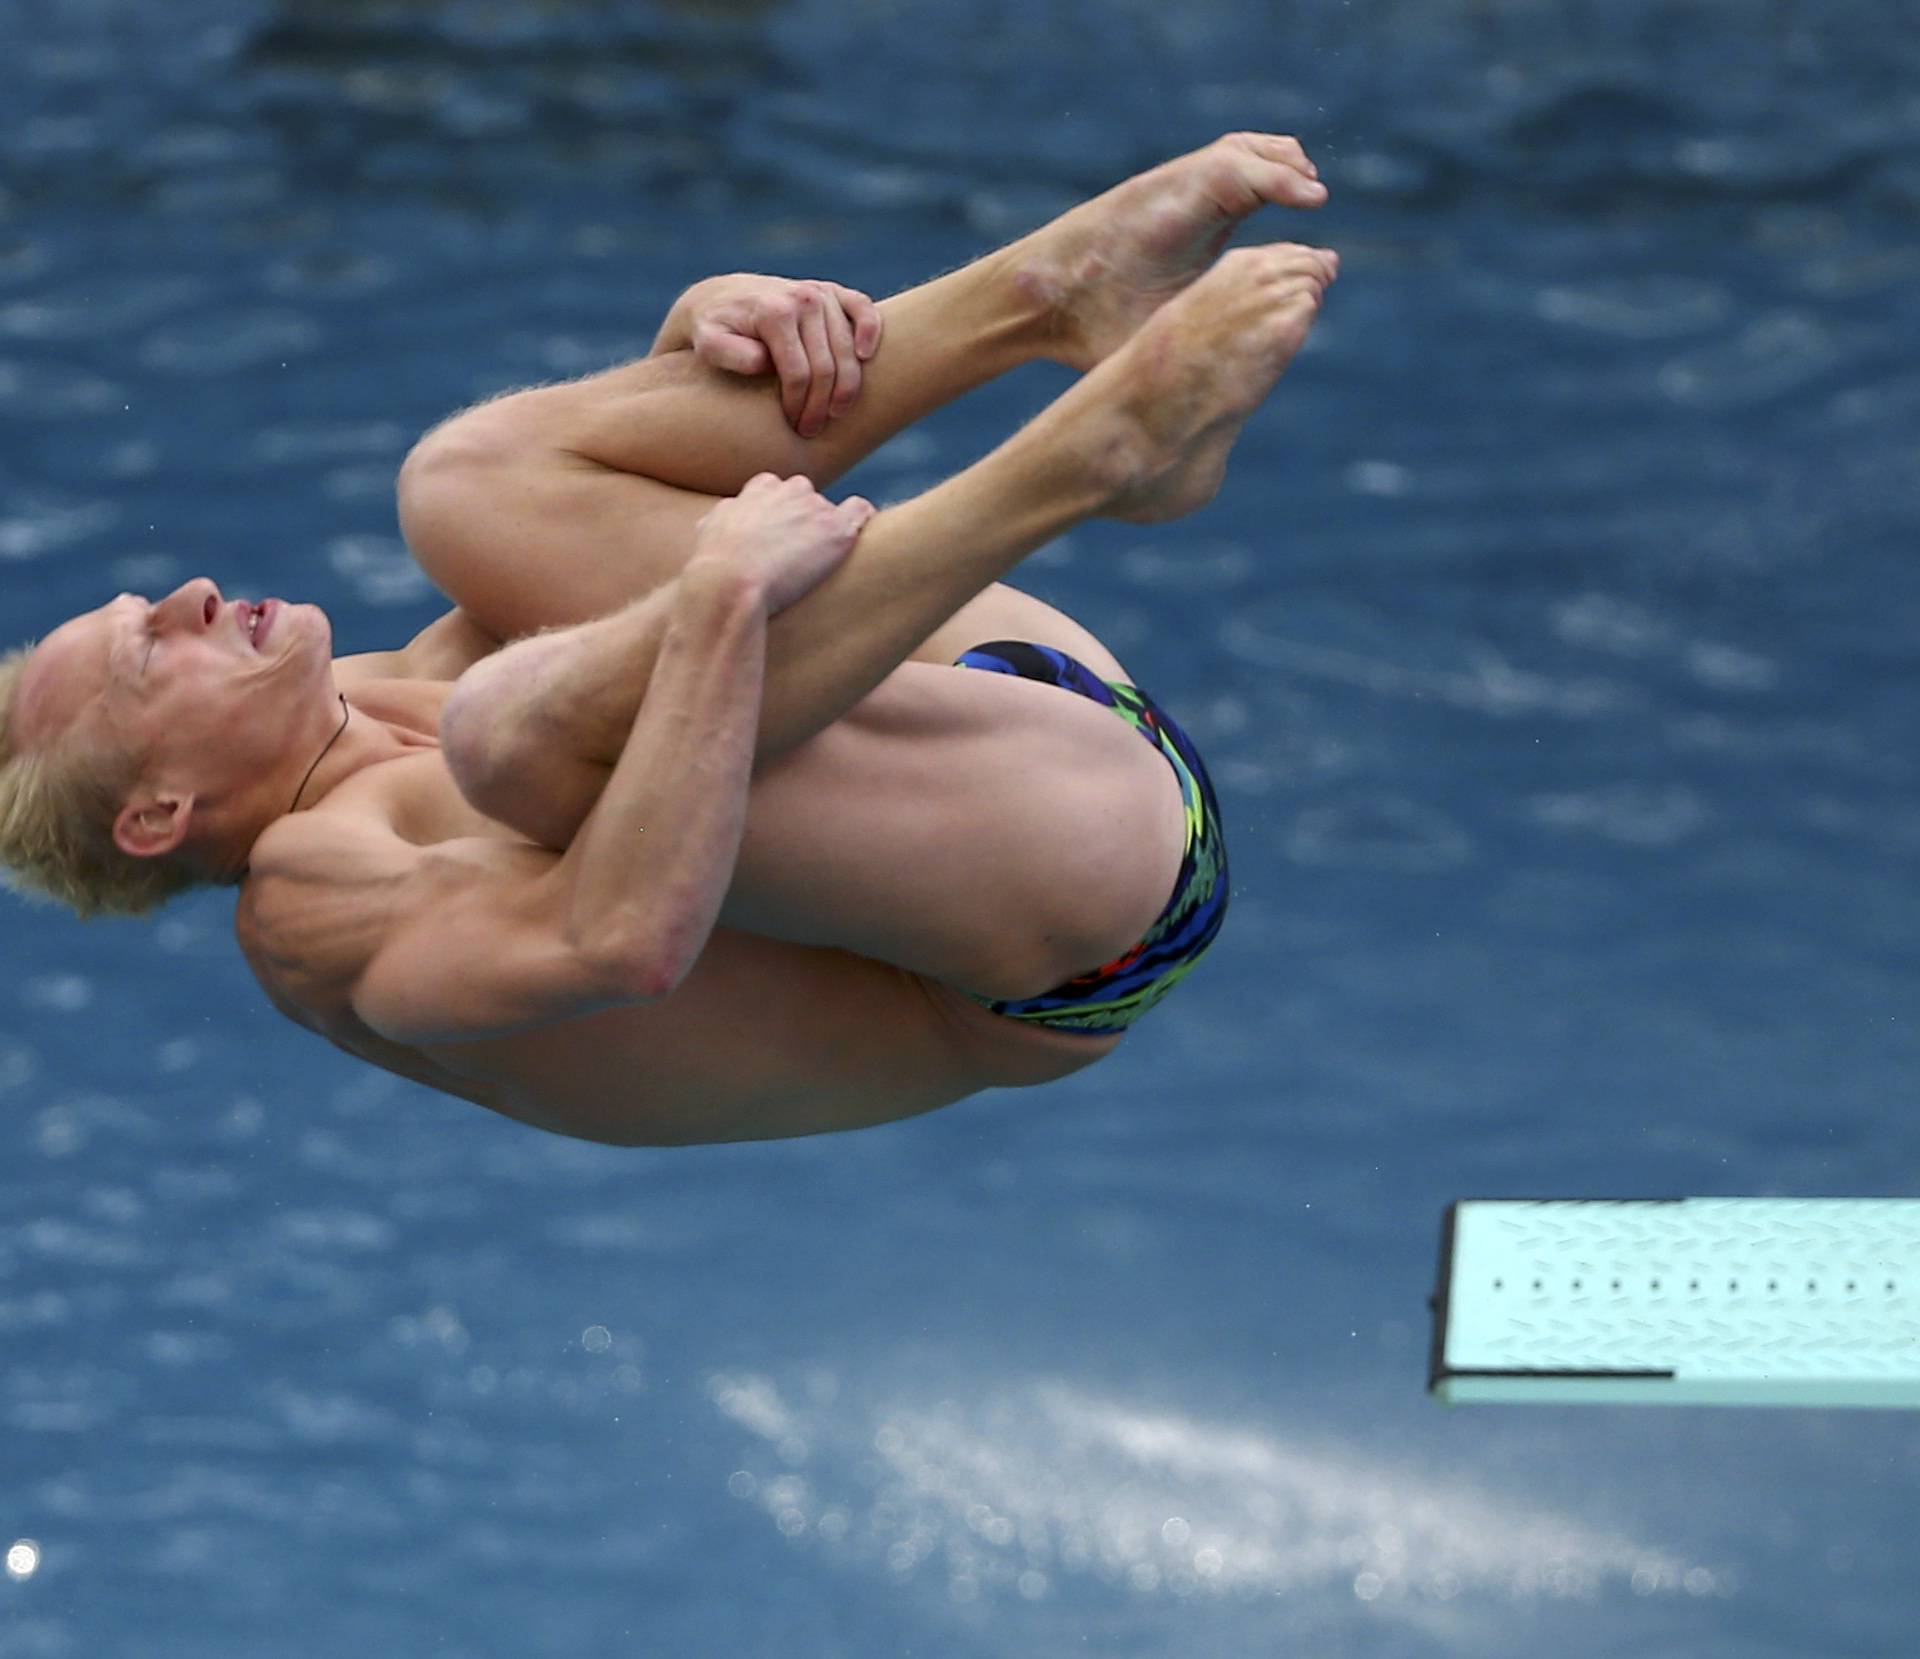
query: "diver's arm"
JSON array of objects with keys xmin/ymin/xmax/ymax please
[
  {"xmin": 345, "ymin": 561, "xmax": 770, "ymax": 1044},
  {"xmin": 436, "ymin": 474, "xmax": 872, "ymax": 854},
  {"xmin": 549, "ymin": 559, "xmax": 768, "ymax": 995}
]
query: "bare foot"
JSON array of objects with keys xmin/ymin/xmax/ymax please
[
  {"xmin": 1014, "ymin": 133, "xmax": 1333, "ymax": 372},
  {"xmin": 1051, "ymin": 243, "xmax": 1338, "ymax": 524}
]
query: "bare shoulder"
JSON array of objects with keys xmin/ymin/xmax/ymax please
[
  {"xmin": 235, "ymin": 763, "xmax": 594, "ymax": 1050},
  {"xmin": 234, "ymin": 803, "xmax": 421, "ymax": 1037}
]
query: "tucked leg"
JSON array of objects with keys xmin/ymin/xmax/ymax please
[
  {"xmin": 397, "ymin": 133, "xmax": 1332, "ymax": 653},
  {"xmin": 396, "ymin": 244, "xmax": 1050, "ymax": 640},
  {"xmin": 442, "ymin": 246, "xmax": 1336, "ymax": 987}
]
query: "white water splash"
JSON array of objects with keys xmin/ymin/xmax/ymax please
[{"xmin": 707, "ymin": 1372, "xmax": 1721, "ymax": 1614}]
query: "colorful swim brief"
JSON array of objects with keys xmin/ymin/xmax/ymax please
[{"xmin": 950, "ymin": 639, "xmax": 1231, "ymax": 1036}]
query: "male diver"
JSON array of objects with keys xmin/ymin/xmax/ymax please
[{"xmin": 0, "ymin": 135, "xmax": 1337, "ymax": 1145}]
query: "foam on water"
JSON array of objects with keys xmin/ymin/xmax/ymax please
[{"xmin": 710, "ymin": 1371, "xmax": 1720, "ymax": 1615}]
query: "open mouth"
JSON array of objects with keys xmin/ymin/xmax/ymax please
[{"xmin": 246, "ymin": 599, "xmax": 278, "ymax": 650}]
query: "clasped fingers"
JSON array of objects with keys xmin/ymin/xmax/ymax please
[{"xmin": 690, "ymin": 276, "xmax": 885, "ymax": 438}]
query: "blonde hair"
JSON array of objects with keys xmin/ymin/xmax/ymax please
[{"xmin": 0, "ymin": 640, "xmax": 203, "ymax": 919}]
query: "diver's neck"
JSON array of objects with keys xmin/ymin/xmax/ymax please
[
  {"xmin": 333, "ymin": 676, "xmax": 457, "ymax": 741},
  {"xmin": 284, "ymin": 695, "xmax": 441, "ymax": 815},
  {"xmin": 211, "ymin": 698, "xmax": 443, "ymax": 882}
]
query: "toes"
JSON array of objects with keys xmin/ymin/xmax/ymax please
[
  {"xmin": 1251, "ymin": 159, "xmax": 1328, "ymax": 210},
  {"xmin": 1216, "ymin": 132, "xmax": 1326, "ymax": 203},
  {"xmin": 1218, "ymin": 242, "xmax": 1340, "ymax": 287},
  {"xmin": 1220, "ymin": 131, "xmax": 1316, "ymax": 177},
  {"xmin": 1204, "ymin": 149, "xmax": 1325, "ymax": 214},
  {"xmin": 1208, "ymin": 243, "xmax": 1336, "ymax": 350},
  {"xmin": 1260, "ymin": 243, "xmax": 1340, "ymax": 287}
]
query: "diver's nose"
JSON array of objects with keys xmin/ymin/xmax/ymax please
[{"xmin": 164, "ymin": 577, "xmax": 223, "ymax": 631}]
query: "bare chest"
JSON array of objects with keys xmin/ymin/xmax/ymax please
[
  {"xmin": 250, "ymin": 762, "xmax": 1052, "ymax": 1147},
  {"xmin": 246, "ymin": 687, "xmax": 1111, "ymax": 1147}
]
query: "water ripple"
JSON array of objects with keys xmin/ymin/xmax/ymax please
[
  {"xmin": 1286, "ymin": 795, "xmax": 1474, "ymax": 873},
  {"xmin": 1657, "ymin": 311, "xmax": 1849, "ymax": 409},
  {"xmin": 0, "ymin": 1292, "xmax": 69, "ymax": 1332},
  {"xmin": 1527, "ymin": 782, "xmax": 1713, "ymax": 846},
  {"xmin": 0, "ymin": 496, "xmax": 119, "ymax": 562},
  {"xmin": 1120, "ymin": 540, "xmax": 1255, "ymax": 592},
  {"xmin": 266, "ymin": 1384, "xmax": 400, "ymax": 1447},
  {"xmin": 0, "ymin": 359, "xmax": 125, "ymax": 418},
  {"xmin": 19, "ymin": 1217, "xmax": 146, "ymax": 1270},
  {"xmin": 1794, "ymin": 245, "xmax": 1920, "ymax": 301},
  {"xmin": 32, "ymin": 1094, "xmax": 162, "ymax": 1158},
  {"xmin": 252, "ymin": 419, "xmax": 409, "ymax": 466},
  {"xmin": 262, "ymin": 249, "xmax": 400, "ymax": 301},
  {"xmin": 327, "ymin": 534, "xmax": 435, "ymax": 606},
  {"xmin": 150, "ymin": 167, "xmax": 287, "ymax": 219},
  {"xmin": 0, "ymin": 276, "xmax": 206, "ymax": 341},
  {"xmin": 1222, "ymin": 618, "xmax": 1637, "ymax": 721},
  {"xmin": 271, "ymin": 1209, "xmax": 399, "ymax": 1254},
  {"xmin": 139, "ymin": 309, "xmax": 323, "ymax": 375},
  {"xmin": 1550, "ymin": 592, "xmax": 1673, "ymax": 657},
  {"xmin": 0, "ymin": 1040, "xmax": 40, "ymax": 1095},
  {"xmin": 1535, "ymin": 275, "xmax": 1732, "ymax": 340},
  {"xmin": 0, "ymin": 238, "xmax": 54, "ymax": 287}
]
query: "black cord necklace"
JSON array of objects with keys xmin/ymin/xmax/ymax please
[{"xmin": 288, "ymin": 694, "xmax": 350, "ymax": 815}]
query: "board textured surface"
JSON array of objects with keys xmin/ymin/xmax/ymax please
[{"xmin": 1431, "ymin": 1200, "xmax": 1920, "ymax": 1407}]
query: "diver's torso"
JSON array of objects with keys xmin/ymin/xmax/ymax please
[{"xmin": 237, "ymin": 674, "xmax": 1113, "ymax": 1147}]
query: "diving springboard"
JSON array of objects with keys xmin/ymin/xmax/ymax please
[{"xmin": 1430, "ymin": 1199, "xmax": 1920, "ymax": 1408}]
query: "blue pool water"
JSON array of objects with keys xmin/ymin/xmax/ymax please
[{"xmin": 3, "ymin": 2, "xmax": 1918, "ymax": 1654}]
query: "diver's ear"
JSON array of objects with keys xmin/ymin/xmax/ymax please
[{"xmin": 113, "ymin": 789, "xmax": 195, "ymax": 860}]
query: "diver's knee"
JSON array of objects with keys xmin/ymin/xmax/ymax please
[{"xmin": 439, "ymin": 657, "xmax": 525, "ymax": 816}]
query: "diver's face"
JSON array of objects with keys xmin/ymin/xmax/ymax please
[{"xmin": 18, "ymin": 577, "xmax": 333, "ymax": 796}]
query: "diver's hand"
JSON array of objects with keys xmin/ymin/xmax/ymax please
[
  {"xmin": 691, "ymin": 473, "xmax": 876, "ymax": 616},
  {"xmin": 655, "ymin": 274, "xmax": 884, "ymax": 437}
]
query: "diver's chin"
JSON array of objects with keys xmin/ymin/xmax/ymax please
[{"xmin": 303, "ymin": 601, "xmax": 335, "ymax": 658}]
